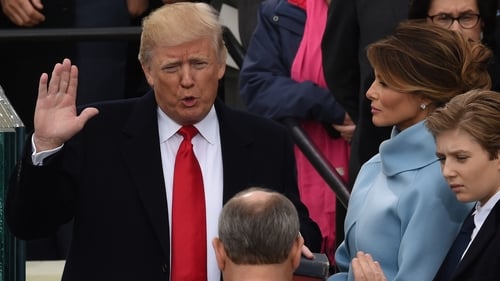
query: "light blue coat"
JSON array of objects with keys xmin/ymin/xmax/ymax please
[{"xmin": 329, "ymin": 121, "xmax": 472, "ymax": 281}]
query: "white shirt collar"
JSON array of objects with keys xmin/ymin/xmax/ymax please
[
  {"xmin": 474, "ymin": 190, "xmax": 500, "ymax": 220},
  {"xmin": 471, "ymin": 190, "xmax": 500, "ymax": 239},
  {"xmin": 157, "ymin": 106, "xmax": 217, "ymax": 144}
]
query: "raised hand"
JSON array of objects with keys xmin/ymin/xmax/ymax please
[{"xmin": 33, "ymin": 58, "xmax": 99, "ymax": 152}]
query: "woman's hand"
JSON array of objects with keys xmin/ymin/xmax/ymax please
[{"xmin": 352, "ymin": 251, "xmax": 387, "ymax": 281}]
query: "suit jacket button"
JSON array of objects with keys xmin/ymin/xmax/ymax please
[{"xmin": 162, "ymin": 263, "xmax": 168, "ymax": 273}]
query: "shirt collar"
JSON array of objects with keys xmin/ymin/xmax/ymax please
[
  {"xmin": 474, "ymin": 190, "xmax": 500, "ymax": 221},
  {"xmin": 157, "ymin": 105, "xmax": 218, "ymax": 144}
]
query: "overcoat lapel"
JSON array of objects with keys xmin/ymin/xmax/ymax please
[
  {"xmin": 452, "ymin": 201, "xmax": 500, "ymax": 278},
  {"xmin": 215, "ymin": 100, "xmax": 254, "ymax": 204},
  {"xmin": 119, "ymin": 92, "xmax": 170, "ymax": 258}
]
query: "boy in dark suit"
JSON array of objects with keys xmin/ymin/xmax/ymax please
[{"xmin": 426, "ymin": 89, "xmax": 500, "ymax": 281}]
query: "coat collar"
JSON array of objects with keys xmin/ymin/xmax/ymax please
[{"xmin": 378, "ymin": 121, "xmax": 438, "ymax": 176}]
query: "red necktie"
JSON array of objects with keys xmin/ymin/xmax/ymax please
[{"xmin": 171, "ymin": 125, "xmax": 207, "ymax": 281}]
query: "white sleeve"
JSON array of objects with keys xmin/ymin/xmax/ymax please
[{"xmin": 31, "ymin": 135, "xmax": 64, "ymax": 166}]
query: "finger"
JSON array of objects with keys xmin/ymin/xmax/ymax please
[
  {"xmin": 352, "ymin": 258, "xmax": 367, "ymax": 281},
  {"xmin": 356, "ymin": 252, "xmax": 375, "ymax": 280},
  {"xmin": 47, "ymin": 62, "xmax": 63, "ymax": 95},
  {"xmin": 31, "ymin": 0, "xmax": 44, "ymax": 10},
  {"xmin": 341, "ymin": 134, "xmax": 351, "ymax": 142},
  {"xmin": 17, "ymin": 1, "xmax": 44, "ymax": 26},
  {"xmin": 66, "ymin": 65, "xmax": 79, "ymax": 98},
  {"xmin": 301, "ymin": 245, "xmax": 314, "ymax": 259},
  {"xmin": 22, "ymin": 6, "xmax": 45, "ymax": 26},
  {"xmin": 373, "ymin": 261, "xmax": 387, "ymax": 281},
  {"xmin": 3, "ymin": 5, "xmax": 25, "ymax": 26},
  {"xmin": 363, "ymin": 253, "xmax": 379, "ymax": 276},
  {"xmin": 76, "ymin": 107, "xmax": 100, "ymax": 128},
  {"xmin": 332, "ymin": 124, "xmax": 343, "ymax": 132},
  {"xmin": 38, "ymin": 73, "xmax": 49, "ymax": 98},
  {"xmin": 58, "ymin": 59, "xmax": 72, "ymax": 93},
  {"xmin": 333, "ymin": 124, "xmax": 350, "ymax": 133},
  {"xmin": 364, "ymin": 253, "xmax": 378, "ymax": 271},
  {"xmin": 24, "ymin": 11, "xmax": 45, "ymax": 26},
  {"xmin": 6, "ymin": 12, "xmax": 22, "ymax": 26}
]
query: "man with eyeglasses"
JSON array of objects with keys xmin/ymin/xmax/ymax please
[{"xmin": 409, "ymin": 0, "xmax": 499, "ymax": 92}]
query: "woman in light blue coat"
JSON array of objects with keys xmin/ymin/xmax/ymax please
[{"xmin": 328, "ymin": 21, "xmax": 493, "ymax": 281}]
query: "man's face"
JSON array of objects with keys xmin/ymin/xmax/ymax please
[{"xmin": 142, "ymin": 38, "xmax": 225, "ymax": 125}]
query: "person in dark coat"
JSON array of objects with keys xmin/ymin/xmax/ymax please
[
  {"xmin": 426, "ymin": 89, "xmax": 500, "ymax": 281},
  {"xmin": 5, "ymin": 3, "xmax": 321, "ymax": 281}
]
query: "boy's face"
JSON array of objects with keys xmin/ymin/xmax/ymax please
[{"xmin": 435, "ymin": 129, "xmax": 500, "ymax": 205}]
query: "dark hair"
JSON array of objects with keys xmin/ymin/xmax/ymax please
[
  {"xmin": 367, "ymin": 20, "xmax": 491, "ymax": 108},
  {"xmin": 408, "ymin": 0, "xmax": 498, "ymax": 48}
]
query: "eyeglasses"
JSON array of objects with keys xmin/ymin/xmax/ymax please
[{"xmin": 427, "ymin": 13, "xmax": 481, "ymax": 29}]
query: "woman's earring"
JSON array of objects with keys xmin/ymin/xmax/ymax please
[{"xmin": 420, "ymin": 104, "xmax": 427, "ymax": 110}]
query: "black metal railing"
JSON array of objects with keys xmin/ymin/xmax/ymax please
[
  {"xmin": 283, "ymin": 118, "xmax": 350, "ymax": 208},
  {"xmin": 0, "ymin": 26, "xmax": 142, "ymax": 42}
]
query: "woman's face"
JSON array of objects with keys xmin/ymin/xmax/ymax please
[
  {"xmin": 428, "ymin": 0, "xmax": 482, "ymax": 41},
  {"xmin": 435, "ymin": 129, "xmax": 500, "ymax": 205},
  {"xmin": 365, "ymin": 73, "xmax": 428, "ymax": 131}
]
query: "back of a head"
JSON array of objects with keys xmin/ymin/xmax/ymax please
[
  {"xmin": 367, "ymin": 20, "xmax": 492, "ymax": 108},
  {"xmin": 218, "ymin": 188, "xmax": 300, "ymax": 265},
  {"xmin": 138, "ymin": 2, "xmax": 227, "ymax": 65}
]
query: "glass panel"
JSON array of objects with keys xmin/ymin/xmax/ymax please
[{"xmin": 0, "ymin": 84, "xmax": 25, "ymax": 281}]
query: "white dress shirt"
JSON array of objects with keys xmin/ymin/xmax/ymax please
[{"xmin": 158, "ymin": 106, "xmax": 223, "ymax": 281}]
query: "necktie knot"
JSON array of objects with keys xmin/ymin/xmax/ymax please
[{"xmin": 178, "ymin": 125, "xmax": 198, "ymax": 141}]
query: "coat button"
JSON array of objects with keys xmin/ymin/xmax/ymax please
[
  {"xmin": 162, "ymin": 263, "xmax": 168, "ymax": 272},
  {"xmin": 273, "ymin": 15, "xmax": 279, "ymax": 22}
]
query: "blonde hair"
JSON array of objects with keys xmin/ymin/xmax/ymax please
[
  {"xmin": 138, "ymin": 2, "xmax": 227, "ymax": 65},
  {"xmin": 367, "ymin": 20, "xmax": 492, "ymax": 108},
  {"xmin": 426, "ymin": 89, "xmax": 500, "ymax": 160}
]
